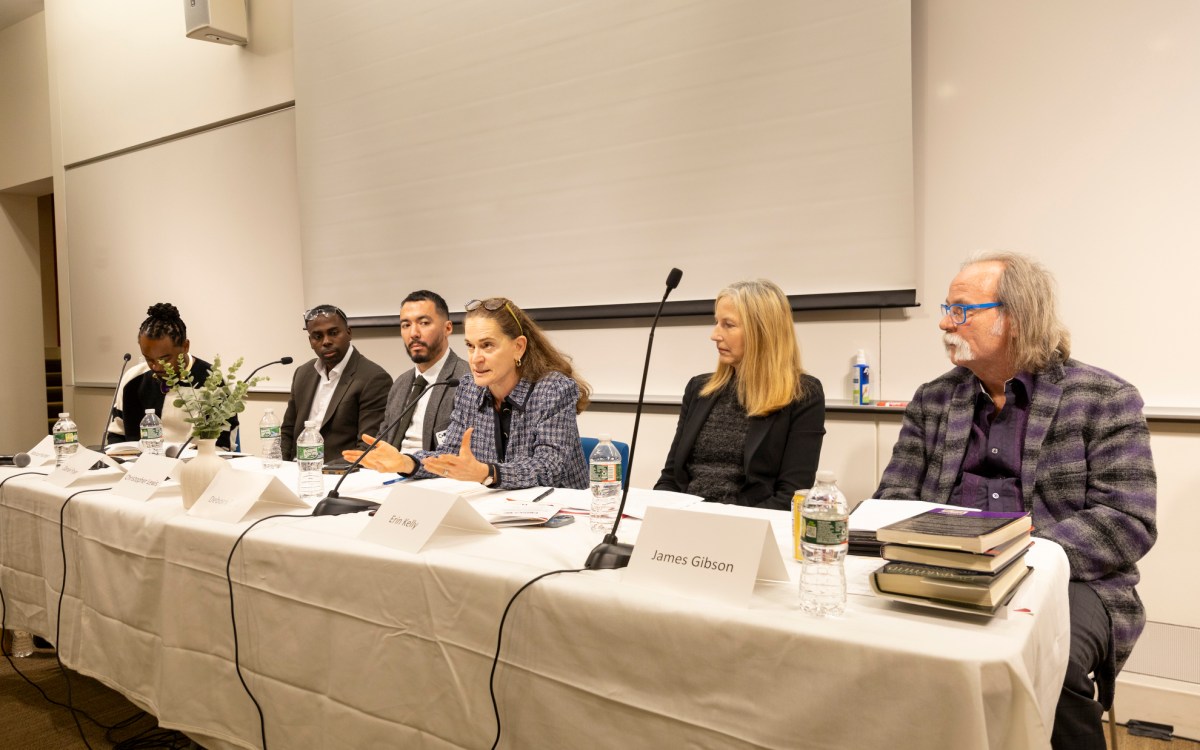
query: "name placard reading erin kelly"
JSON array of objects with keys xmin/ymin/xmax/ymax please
[
  {"xmin": 188, "ymin": 470, "xmax": 309, "ymax": 523},
  {"xmin": 625, "ymin": 506, "xmax": 789, "ymax": 608},
  {"xmin": 359, "ymin": 483, "xmax": 498, "ymax": 553}
]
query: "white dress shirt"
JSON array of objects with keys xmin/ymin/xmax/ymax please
[
  {"xmin": 400, "ymin": 349, "xmax": 450, "ymax": 453},
  {"xmin": 306, "ymin": 344, "xmax": 356, "ymax": 428}
]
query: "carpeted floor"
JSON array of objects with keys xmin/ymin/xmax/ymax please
[{"xmin": 0, "ymin": 642, "xmax": 196, "ymax": 749}]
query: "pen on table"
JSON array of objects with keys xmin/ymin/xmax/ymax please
[
  {"xmin": 383, "ymin": 476, "xmax": 404, "ymax": 486},
  {"xmin": 531, "ymin": 487, "xmax": 555, "ymax": 503}
]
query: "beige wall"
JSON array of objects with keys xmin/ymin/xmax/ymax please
[
  {"xmin": 0, "ymin": 13, "xmax": 51, "ymax": 190},
  {"xmin": 0, "ymin": 194, "xmax": 49, "ymax": 449}
]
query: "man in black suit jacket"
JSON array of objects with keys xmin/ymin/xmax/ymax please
[
  {"xmin": 377, "ymin": 291, "xmax": 470, "ymax": 451},
  {"xmin": 281, "ymin": 305, "xmax": 392, "ymax": 461}
]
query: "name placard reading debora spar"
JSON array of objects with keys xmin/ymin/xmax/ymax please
[{"xmin": 625, "ymin": 506, "xmax": 789, "ymax": 608}]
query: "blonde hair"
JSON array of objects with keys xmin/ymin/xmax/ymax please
[
  {"xmin": 966, "ymin": 251, "xmax": 1071, "ymax": 371},
  {"xmin": 700, "ymin": 279, "xmax": 807, "ymax": 416},
  {"xmin": 465, "ymin": 298, "xmax": 591, "ymax": 413}
]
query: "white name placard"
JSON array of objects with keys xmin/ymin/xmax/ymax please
[
  {"xmin": 359, "ymin": 483, "xmax": 498, "ymax": 553},
  {"xmin": 25, "ymin": 435, "xmax": 57, "ymax": 467},
  {"xmin": 110, "ymin": 454, "xmax": 181, "ymax": 501},
  {"xmin": 46, "ymin": 447, "xmax": 125, "ymax": 488},
  {"xmin": 188, "ymin": 470, "xmax": 309, "ymax": 523},
  {"xmin": 624, "ymin": 506, "xmax": 789, "ymax": 608}
]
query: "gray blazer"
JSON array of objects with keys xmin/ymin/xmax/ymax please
[{"xmin": 378, "ymin": 348, "xmax": 470, "ymax": 450}]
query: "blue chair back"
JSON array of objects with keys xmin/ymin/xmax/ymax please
[{"xmin": 580, "ymin": 437, "xmax": 631, "ymax": 488}]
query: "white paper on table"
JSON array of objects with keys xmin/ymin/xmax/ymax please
[
  {"xmin": 552, "ymin": 487, "xmax": 703, "ymax": 519},
  {"xmin": 849, "ymin": 498, "xmax": 956, "ymax": 532}
]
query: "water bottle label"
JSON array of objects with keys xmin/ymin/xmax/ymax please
[
  {"xmin": 590, "ymin": 461, "xmax": 621, "ymax": 483},
  {"xmin": 801, "ymin": 517, "xmax": 847, "ymax": 545},
  {"xmin": 54, "ymin": 430, "xmax": 78, "ymax": 445},
  {"xmin": 260, "ymin": 425, "xmax": 281, "ymax": 439},
  {"xmin": 140, "ymin": 426, "xmax": 163, "ymax": 440},
  {"xmin": 296, "ymin": 444, "xmax": 323, "ymax": 461}
]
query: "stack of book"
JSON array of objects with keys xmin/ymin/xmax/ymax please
[{"xmin": 869, "ymin": 507, "xmax": 1034, "ymax": 615}]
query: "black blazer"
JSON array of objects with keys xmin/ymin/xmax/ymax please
[
  {"xmin": 654, "ymin": 373, "xmax": 825, "ymax": 511},
  {"xmin": 280, "ymin": 348, "xmax": 393, "ymax": 461}
]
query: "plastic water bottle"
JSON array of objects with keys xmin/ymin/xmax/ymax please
[
  {"xmin": 52, "ymin": 412, "xmax": 79, "ymax": 467},
  {"xmin": 10, "ymin": 629, "xmax": 34, "ymax": 658},
  {"xmin": 259, "ymin": 408, "xmax": 282, "ymax": 469},
  {"xmin": 139, "ymin": 409, "xmax": 164, "ymax": 456},
  {"xmin": 588, "ymin": 435, "xmax": 622, "ymax": 532},
  {"xmin": 799, "ymin": 470, "xmax": 849, "ymax": 616},
  {"xmin": 296, "ymin": 420, "xmax": 325, "ymax": 501}
]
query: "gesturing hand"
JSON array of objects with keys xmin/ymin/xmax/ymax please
[
  {"xmin": 421, "ymin": 427, "xmax": 490, "ymax": 483},
  {"xmin": 343, "ymin": 434, "xmax": 415, "ymax": 475}
]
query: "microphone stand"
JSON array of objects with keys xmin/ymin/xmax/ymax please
[
  {"xmin": 98, "ymin": 353, "xmax": 132, "ymax": 452},
  {"xmin": 586, "ymin": 268, "xmax": 682, "ymax": 570},
  {"xmin": 312, "ymin": 378, "xmax": 460, "ymax": 516}
]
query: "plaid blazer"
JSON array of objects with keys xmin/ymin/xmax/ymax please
[
  {"xmin": 410, "ymin": 371, "xmax": 588, "ymax": 489},
  {"xmin": 876, "ymin": 356, "xmax": 1156, "ymax": 680}
]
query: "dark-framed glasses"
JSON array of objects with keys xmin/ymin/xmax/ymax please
[
  {"xmin": 465, "ymin": 298, "xmax": 524, "ymax": 336},
  {"xmin": 940, "ymin": 302, "xmax": 1003, "ymax": 325}
]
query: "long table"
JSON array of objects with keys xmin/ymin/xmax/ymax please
[{"xmin": 0, "ymin": 462, "xmax": 1069, "ymax": 749}]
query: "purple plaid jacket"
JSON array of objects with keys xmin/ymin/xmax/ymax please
[
  {"xmin": 410, "ymin": 371, "xmax": 588, "ymax": 489},
  {"xmin": 876, "ymin": 356, "xmax": 1156, "ymax": 675}
]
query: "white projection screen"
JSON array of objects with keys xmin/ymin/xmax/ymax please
[{"xmin": 293, "ymin": 0, "xmax": 914, "ymax": 317}]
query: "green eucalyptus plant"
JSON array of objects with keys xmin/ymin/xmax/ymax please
[{"xmin": 162, "ymin": 355, "xmax": 264, "ymax": 440}]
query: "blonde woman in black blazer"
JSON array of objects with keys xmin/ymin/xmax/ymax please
[{"xmin": 655, "ymin": 280, "xmax": 825, "ymax": 510}]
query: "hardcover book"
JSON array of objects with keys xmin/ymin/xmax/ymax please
[
  {"xmin": 874, "ymin": 508, "xmax": 1031, "ymax": 553},
  {"xmin": 880, "ymin": 532, "xmax": 1033, "ymax": 572},
  {"xmin": 871, "ymin": 552, "xmax": 1030, "ymax": 608}
]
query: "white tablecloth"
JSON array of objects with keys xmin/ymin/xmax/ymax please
[{"xmin": 0, "ymin": 463, "xmax": 1069, "ymax": 749}]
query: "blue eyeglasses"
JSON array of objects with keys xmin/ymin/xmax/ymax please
[{"xmin": 940, "ymin": 302, "xmax": 1003, "ymax": 325}]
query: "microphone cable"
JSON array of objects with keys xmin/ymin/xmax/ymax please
[
  {"xmin": 225, "ymin": 512, "xmax": 308, "ymax": 750},
  {"xmin": 488, "ymin": 567, "xmax": 585, "ymax": 750}
]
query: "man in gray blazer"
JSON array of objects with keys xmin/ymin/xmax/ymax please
[
  {"xmin": 876, "ymin": 253, "xmax": 1155, "ymax": 750},
  {"xmin": 377, "ymin": 290, "xmax": 470, "ymax": 451},
  {"xmin": 281, "ymin": 305, "xmax": 393, "ymax": 461}
]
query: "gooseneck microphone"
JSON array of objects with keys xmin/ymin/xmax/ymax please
[
  {"xmin": 98, "ymin": 353, "xmax": 133, "ymax": 452},
  {"xmin": 312, "ymin": 378, "xmax": 461, "ymax": 516},
  {"xmin": 586, "ymin": 267, "xmax": 683, "ymax": 570},
  {"xmin": 0, "ymin": 453, "xmax": 33, "ymax": 468},
  {"xmin": 244, "ymin": 356, "xmax": 294, "ymax": 384}
]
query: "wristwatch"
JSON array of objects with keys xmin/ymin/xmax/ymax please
[{"xmin": 481, "ymin": 463, "xmax": 498, "ymax": 487}]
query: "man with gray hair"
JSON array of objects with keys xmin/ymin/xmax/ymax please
[{"xmin": 876, "ymin": 252, "xmax": 1156, "ymax": 749}]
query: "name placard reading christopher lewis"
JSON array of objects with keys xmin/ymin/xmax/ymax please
[{"xmin": 625, "ymin": 506, "xmax": 789, "ymax": 608}]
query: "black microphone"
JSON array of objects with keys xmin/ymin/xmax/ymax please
[
  {"xmin": 1, "ymin": 453, "xmax": 33, "ymax": 468},
  {"xmin": 312, "ymin": 378, "xmax": 461, "ymax": 516},
  {"xmin": 98, "ymin": 353, "xmax": 133, "ymax": 452},
  {"xmin": 586, "ymin": 268, "xmax": 683, "ymax": 570},
  {"xmin": 244, "ymin": 356, "xmax": 293, "ymax": 384}
]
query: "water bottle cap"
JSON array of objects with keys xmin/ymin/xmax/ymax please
[
  {"xmin": 59, "ymin": 412, "xmax": 69, "ymax": 418},
  {"xmin": 598, "ymin": 433, "xmax": 611, "ymax": 442},
  {"xmin": 145, "ymin": 408, "xmax": 155, "ymax": 414},
  {"xmin": 264, "ymin": 408, "xmax": 274, "ymax": 414},
  {"xmin": 304, "ymin": 420, "xmax": 316, "ymax": 427},
  {"xmin": 816, "ymin": 469, "xmax": 836, "ymax": 483}
]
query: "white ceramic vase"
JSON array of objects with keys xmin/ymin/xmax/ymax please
[{"xmin": 180, "ymin": 438, "xmax": 226, "ymax": 509}]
